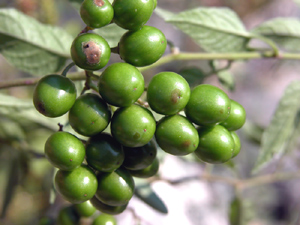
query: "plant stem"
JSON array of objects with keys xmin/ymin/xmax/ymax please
[{"xmin": 2, "ymin": 51, "xmax": 300, "ymax": 89}]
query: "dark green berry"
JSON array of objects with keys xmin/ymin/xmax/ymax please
[
  {"xmin": 129, "ymin": 157, "xmax": 159, "ymax": 178},
  {"xmin": 86, "ymin": 132, "xmax": 124, "ymax": 172},
  {"xmin": 90, "ymin": 196, "xmax": 128, "ymax": 215}
]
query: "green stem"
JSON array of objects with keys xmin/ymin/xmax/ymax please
[
  {"xmin": 2, "ymin": 51, "xmax": 300, "ymax": 89},
  {"xmin": 61, "ymin": 62, "xmax": 75, "ymax": 77},
  {"xmin": 251, "ymin": 34, "xmax": 280, "ymax": 57}
]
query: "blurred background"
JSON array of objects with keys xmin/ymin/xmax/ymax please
[{"xmin": 1, "ymin": 0, "xmax": 300, "ymax": 224}]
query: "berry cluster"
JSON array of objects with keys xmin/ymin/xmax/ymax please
[{"xmin": 32, "ymin": 0, "xmax": 246, "ymax": 222}]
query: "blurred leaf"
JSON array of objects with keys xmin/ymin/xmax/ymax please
[
  {"xmin": 134, "ymin": 178, "xmax": 168, "ymax": 214},
  {"xmin": 0, "ymin": 149, "xmax": 21, "ymax": 218},
  {"xmin": 229, "ymin": 197, "xmax": 242, "ymax": 225},
  {"xmin": 242, "ymin": 121, "xmax": 264, "ymax": 144},
  {"xmin": 252, "ymin": 81, "xmax": 300, "ymax": 174},
  {"xmin": 94, "ymin": 24, "xmax": 126, "ymax": 48},
  {"xmin": 295, "ymin": 0, "xmax": 300, "ymax": 7},
  {"xmin": 252, "ymin": 18, "xmax": 300, "ymax": 52},
  {"xmin": 162, "ymin": 7, "xmax": 251, "ymax": 52},
  {"xmin": 0, "ymin": 93, "xmax": 66, "ymax": 131},
  {"xmin": 0, "ymin": 9, "xmax": 73, "ymax": 75},
  {"xmin": 178, "ymin": 67, "xmax": 205, "ymax": 88},
  {"xmin": 69, "ymin": 0, "xmax": 83, "ymax": 10},
  {"xmin": 217, "ymin": 70, "xmax": 235, "ymax": 91},
  {"xmin": 0, "ymin": 118, "xmax": 26, "ymax": 141},
  {"xmin": 154, "ymin": 7, "xmax": 176, "ymax": 20}
]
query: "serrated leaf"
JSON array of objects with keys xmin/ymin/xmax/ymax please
[
  {"xmin": 134, "ymin": 178, "xmax": 168, "ymax": 214},
  {"xmin": 165, "ymin": 7, "xmax": 251, "ymax": 52},
  {"xmin": 252, "ymin": 18, "xmax": 300, "ymax": 52},
  {"xmin": 93, "ymin": 24, "xmax": 126, "ymax": 48},
  {"xmin": 0, "ymin": 93, "xmax": 66, "ymax": 131},
  {"xmin": 0, "ymin": 9, "xmax": 73, "ymax": 75},
  {"xmin": 252, "ymin": 81, "xmax": 300, "ymax": 174},
  {"xmin": 154, "ymin": 7, "xmax": 176, "ymax": 20}
]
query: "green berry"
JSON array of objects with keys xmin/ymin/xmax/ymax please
[
  {"xmin": 44, "ymin": 131, "xmax": 85, "ymax": 171},
  {"xmin": 230, "ymin": 131, "xmax": 241, "ymax": 158},
  {"xmin": 57, "ymin": 206, "xmax": 80, "ymax": 225},
  {"xmin": 119, "ymin": 26, "xmax": 167, "ymax": 67},
  {"xmin": 155, "ymin": 115, "xmax": 199, "ymax": 156},
  {"xmin": 55, "ymin": 165, "xmax": 98, "ymax": 204},
  {"xmin": 33, "ymin": 74, "xmax": 76, "ymax": 118},
  {"xmin": 123, "ymin": 139, "xmax": 157, "ymax": 170},
  {"xmin": 111, "ymin": 104, "xmax": 156, "ymax": 147},
  {"xmin": 95, "ymin": 167, "xmax": 135, "ymax": 206},
  {"xmin": 220, "ymin": 100, "xmax": 246, "ymax": 131},
  {"xmin": 92, "ymin": 214, "xmax": 117, "ymax": 225},
  {"xmin": 98, "ymin": 62, "xmax": 145, "ymax": 107},
  {"xmin": 71, "ymin": 33, "xmax": 111, "ymax": 71},
  {"xmin": 80, "ymin": 0, "xmax": 114, "ymax": 28},
  {"xmin": 195, "ymin": 125, "xmax": 234, "ymax": 164},
  {"xmin": 129, "ymin": 157, "xmax": 159, "ymax": 178},
  {"xmin": 86, "ymin": 132, "xmax": 124, "ymax": 172},
  {"xmin": 112, "ymin": 0, "xmax": 154, "ymax": 30},
  {"xmin": 69, "ymin": 93, "xmax": 111, "ymax": 137},
  {"xmin": 185, "ymin": 84, "xmax": 231, "ymax": 126},
  {"xmin": 147, "ymin": 72, "xmax": 190, "ymax": 115},
  {"xmin": 74, "ymin": 200, "xmax": 96, "ymax": 217},
  {"xmin": 90, "ymin": 196, "xmax": 128, "ymax": 215}
]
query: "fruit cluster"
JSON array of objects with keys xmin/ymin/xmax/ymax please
[{"xmin": 32, "ymin": 0, "xmax": 246, "ymax": 222}]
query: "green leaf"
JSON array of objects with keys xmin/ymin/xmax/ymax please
[
  {"xmin": 154, "ymin": 7, "xmax": 176, "ymax": 20},
  {"xmin": 252, "ymin": 18, "xmax": 300, "ymax": 52},
  {"xmin": 252, "ymin": 81, "xmax": 300, "ymax": 174},
  {"xmin": 69, "ymin": 0, "xmax": 84, "ymax": 10},
  {"xmin": 0, "ymin": 8, "xmax": 73, "ymax": 75},
  {"xmin": 164, "ymin": 7, "xmax": 251, "ymax": 52},
  {"xmin": 0, "ymin": 118, "xmax": 26, "ymax": 142},
  {"xmin": 134, "ymin": 178, "xmax": 168, "ymax": 214},
  {"xmin": 178, "ymin": 67, "xmax": 205, "ymax": 88},
  {"xmin": 294, "ymin": 0, "xmax": 300, "ymax": 7},
  {"xmin": 93, "ymin": 24, "xmax": 126, "ymax": 48},
  {"xmin": 217, "ymin": 70, "xmax": 235, "ymax": 91},
  {"xmin": 229, "ymin": 197, "xmax": 242, "ymax": 225}
]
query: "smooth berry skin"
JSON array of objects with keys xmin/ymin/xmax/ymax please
[
  {"xmin": 44, "ymin": 131, "xmax": 85, "ymax": 171},
  {"xmin": 147, "ymin": 72, "xmax": 190, "ymax": 115},
  {"xmin": 71, "ymin": 33, "xmax": 111, "ymax": 71},
  {"xmin": 185, "ymin": 84, "xmax": 231, "ymax": 126},
  {"xmin": 74, "ymin": 200, "xmax": 96, "ymax": 217},
  {"xmin": 69, "ymin": 93, "xmax": 111, "ymax": 137},
  {"xmin": 99, "ymin": 62, "xmax": 145, "ymax": 107},
  {"xmin": 195, "ymin": 125, "xmax": 234, "ymax": 164},
  {"xmin": 111, "ymin": 104, "xmax": 156, "ymax": 147},
  {"xmin": 153, "ymin": 0, "xmax": 157, "ymax": 9},
  {"xmin": 155, "ymin": 115, "xmax": 199, "ymax": 156},
  {"xmin": 86, "ymin": 133, "xmax": 124, "ymax": 172},
  {"xmin": 57, "ymin": 206, "xmax": 80, "ymax": 225},
  {"xmin": 80, "ymin": 0, "xmax": 114, "ymax": 28},
  {"xmin": 55, "ymin": 165, "xmax": 98, "ymax": 204},
  {"xmin": 220, "ymin": 100, "xmax": 246, "ymax": 131},
  {"xmin": 230, "ymin": 131, "xmax": 241, "ymax": 158},
  {"xmin": 96, "ymin": 167, "xmax": 135, "ymax": 206},
  {"xmin": 92, "ymin": 214, "xmax": 117, "ymax": 225},
  {"xmin": 33, "ymin": 74, "xmax": 76, "ymax": 118},
  {"xmin": 90, "ymin": 196, "xmax": 128, "ymax": 215},
  {"xmin": 129, "ymin": 157, "xmax": 159, "ymax": 178},
  {"xmin": 112, "ymin": 0, "xmax": 154, "ymax": 30},
  {"xmin": 123, "ymin": 139, "xmax": 157, "ymax": 170},
  {"xmin": 119, "ymin": 26, "xmax": 167, "ymax": 67}
]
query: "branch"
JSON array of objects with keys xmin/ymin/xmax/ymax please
[{"xmin": 2, "ymin": 50, "xmax": 300, "ymax": 89}]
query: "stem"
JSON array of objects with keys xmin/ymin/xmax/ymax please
[
  {"xmin": 2, "ymin": 51, "xmax": 300, "ymax": 89},
  {"xmin": 61, "ymin": 62, "xmax": 75, "ymax": 77}
]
